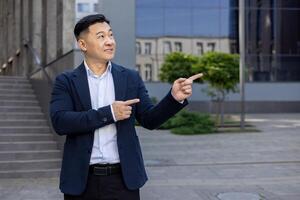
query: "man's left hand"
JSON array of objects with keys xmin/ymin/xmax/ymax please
[{"xmin": 171, "ymin": 73, "xmax": 203, "ymax": 102}]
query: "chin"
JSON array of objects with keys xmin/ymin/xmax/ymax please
[{"xmin": 106, "ymin": 55, "xmax": 115, "ymax": 60}]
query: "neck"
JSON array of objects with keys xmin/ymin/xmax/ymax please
[{"xmin": 85, "ymin": 57, "xmax": 108, "ymax": 76}]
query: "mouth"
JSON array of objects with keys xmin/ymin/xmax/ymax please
[{"xmin": 104, "ymin": 49, "xmax": 114, "ymax": 53}]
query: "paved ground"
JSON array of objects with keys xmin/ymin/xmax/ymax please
[
  {"xmin": 140, "ymin": 113, "xmax": 300, "ymax": 200},
  {"xmin": 0, "ymin": 114, "xmax": 299, "ymax": 200}
]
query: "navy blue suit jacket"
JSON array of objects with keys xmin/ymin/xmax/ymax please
[{"xmin": 50, "ymin": 62, "xmax": 187, "ymax": 195}]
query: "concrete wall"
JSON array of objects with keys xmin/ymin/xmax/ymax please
[
  {"xmin": 0, "ymin": 0, "xmax": 75, "ymax": 76},
  {"xmin": 0, "ymin": 0, "xmax": 23, "ymax": 75}
]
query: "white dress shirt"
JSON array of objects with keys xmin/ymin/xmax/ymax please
[{"xmin": 84, "ymin": 61, "xmax": 120, "ymax": 165}]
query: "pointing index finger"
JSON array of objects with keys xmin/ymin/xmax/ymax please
[
  {"xmin": 124, "ymin": 98, "xmax": 140, "ymax": 105},
  {"xmin": 188, "ymin": 73, "xmax": 203, "ymax": 81}
]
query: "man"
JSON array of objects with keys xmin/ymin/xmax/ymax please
[{"xmin": 50, "ymin": 14, "xmax": 202, "ymax": 200}]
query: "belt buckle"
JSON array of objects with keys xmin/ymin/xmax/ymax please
[{"xmin": 94, "ymin": 166, "xmax": 110, "ymax": 176}]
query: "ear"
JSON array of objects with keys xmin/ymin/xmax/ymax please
[{"xmin": 77, "ymin": 39, "xmax": 87, "ymax": 52}]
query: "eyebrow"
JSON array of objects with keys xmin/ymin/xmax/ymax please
[{"xmin": 96, "ymin": 29, "xmax": 113, "ymax": 35}]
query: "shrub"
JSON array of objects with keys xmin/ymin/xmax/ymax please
[
  {"xmin": 159, "ymin": 110, "xmax": 216, "ymax": 135},
  {"xmin": 172, "ymin": 123, "xmax": 215, "ymax": 135}
]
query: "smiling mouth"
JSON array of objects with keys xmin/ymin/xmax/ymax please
[{"xmin": 104, "ymin": 49, "xmax": 114, "ymax": 52}]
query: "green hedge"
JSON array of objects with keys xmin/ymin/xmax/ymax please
[{"xmin": 159, "ymin": 110, "xmax": 216, "ymax": 135}]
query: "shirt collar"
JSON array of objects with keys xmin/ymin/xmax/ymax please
[{"xmin": 84, "ymin": 60, "xmax": 112, "ymax": 78}]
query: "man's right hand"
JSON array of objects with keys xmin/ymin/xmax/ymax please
[{"xmin": 112, "ymin": 99, "xmax": 140, "ymax": 121}]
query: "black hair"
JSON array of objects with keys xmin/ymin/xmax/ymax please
[{"xmin": 74, "ymin": 14, "xmax": 110, "ymax": 40}]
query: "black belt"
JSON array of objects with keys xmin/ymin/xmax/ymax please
[{"xmin": 89, "ymin": 163, "xmax": 121, "ymax": 176}]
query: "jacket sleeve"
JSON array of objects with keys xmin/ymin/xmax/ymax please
[
  {"xmin": 134, "ymin": 72, "xmax": 188, "ymax": 130},
  {"xmin": 49, "ymin": 74, "xmax": 114, "ymax": 136}
]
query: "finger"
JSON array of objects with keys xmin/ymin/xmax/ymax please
[
  {"xmin": 181, "ymin": 85, "xmax": 192, "ymax": 91},
  {"xmin": 124, "ymin": 106, "xmax": 132, "ymax": 112},
  {"xmin": 175, "ymin": 78, "xmax": 186, "ymax": 84},
  {"xmin": 181, "ymin": 79, "xmax": 193, "ymax": 86},
  {"xmin": 184, "ymin": 89, "xmax": 192, "ymax": 94},
  {"xmin": 124, "ymin": 111, "xmax": 132, "ymax": 116},
  {"xmin": 188, "ymin": 73, "xmax": 203, "ymax": 81},
  {"xmin": 182, "ymin": 91, "xmax": 192, "ymax": 97},
  {"xmin": 124, "ymin": 98, "xmax": 140, "ymax": 105},
  {"xmin": 123, "ymin": 114, "xmax": 131, "ymax": 119}
]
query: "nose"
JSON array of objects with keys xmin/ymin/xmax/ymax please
[{"xmin": 105, "ymin": 37, "xmax": 114, "ymax": 45}]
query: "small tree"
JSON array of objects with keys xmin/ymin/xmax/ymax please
[
  {"xmin": 193, "ymin": 52, "xmax": 239, "ymax": 126},
  {"xmin": 159, "ymin": 52, "xmax": 198, "ymax": 83}
]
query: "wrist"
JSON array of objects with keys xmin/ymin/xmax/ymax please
[{"xmin": 171, "ymin": 89, "xmax": 184, "ymax": 103}]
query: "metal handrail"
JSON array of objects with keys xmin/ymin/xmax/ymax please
[{"xmin": 23, "ymin": 40, "xmax": 53, "ymax": 85}]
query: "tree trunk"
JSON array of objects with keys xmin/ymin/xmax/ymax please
[
  {"xmin": 220, "ymin": 91, "xmax": 226, "ymax": 127},
  {"xmin": 214, "ymin": 100, "xmax": 220, "ymax": 126}
]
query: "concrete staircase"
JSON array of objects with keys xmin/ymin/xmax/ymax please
[{"xmin": 0, "ymin": 76, "xmax": 61, "ymax": 178}]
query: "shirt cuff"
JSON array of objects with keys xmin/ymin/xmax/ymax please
[{"xmin": 110, "ymin": 105, "xmax": 117, "ymax": 122}]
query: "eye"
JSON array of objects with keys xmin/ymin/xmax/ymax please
[
  {"xmin": 107, "ymin": 32, "xmax": 113, "ymax": 38},
  {"xmin": 97, "ymin": 34, "xmax": 105, "ymax": 39}
]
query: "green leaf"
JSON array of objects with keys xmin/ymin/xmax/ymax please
[{"xmin": 159, "ymin": 52, "xmax": 199, "ymax": 83}]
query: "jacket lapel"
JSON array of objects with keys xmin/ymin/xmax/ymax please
[
  {"xmin": 71, "ymin": 62, "xmax": 92, "ymax": 110},
  {"xmin": 111, "ymin": 63, "xmax": 127, "ymax": 101},
  {"xmin": 71, "ymin": 62, "xmax": 128, "ymax": 110}
]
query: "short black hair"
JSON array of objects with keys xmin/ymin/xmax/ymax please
[{"xmin": 74, "ymin": 14, "xmax": 110, "ymax": 40}]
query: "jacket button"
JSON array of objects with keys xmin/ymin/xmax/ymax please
[
  {"xmin": 87, "ymin": 149, "xmax": 91, "ymax": 154},
  {"xmin": 103, "ymin": 117, "xmax": 107, "ymax": 122}
]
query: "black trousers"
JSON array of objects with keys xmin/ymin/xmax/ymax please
[{"xmin": 64, "ymin": 172, "xmax": 140, "ymax": 200}]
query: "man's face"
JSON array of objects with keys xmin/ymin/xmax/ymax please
[{"xmin": 78, "ymin": 22, "xmax": 116, "ymax": 62}]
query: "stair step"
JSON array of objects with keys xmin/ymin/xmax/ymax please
[
  {"xmin": 0, "ymin": 159, "xmax": 61, "ymax": 171},
  {"xmin": 0, "ymin": 168, "xmax": 60, "ymax": 178},
  {"xmin": 0, "ymin": 80, "xmax": 30, "ymax": 84},
  {"xmin": 0, "ymin": 133, "xmax": 54, "ymax": 142},
  {"xmin": 0, "ymin": 100, "xmax": 39, "ymax": 106},
  {"xmin": 0, "ymin": 119, "xmax": 48, "ymax": 126},
  {"xmin": 0, "ymin": 150, "xmax": 60, "ymax": 161},
  {"xmin": 0, "ymin": 126, "xmax": 51, "ymax": 134},
  {"xmin": 0, "ymin": 94, "xmax": 36, "ymax": 101},
  {"xmin": 0, "ymin": 83, "xmax": 32, "ymax": 89},
  {"xmin": 0, "ymin": 88, "xmax": 34, "ymax": 95},
  {"xmin": 0, "ymin": 106, "xmax": 41, "ymax": 112},
  {"xmin": 0, "ymin": 141, "xmax": 58, "ymax": 151},
  {"xmin": 0, "ymin": 77, "xmax": 29, "ymax": 84},
  {"xmin": 0, "ymin": 76, "xmax": 61, "ymax": 178},
  {"xmin": 0, "ymin": 112, "xmax": 44, "ymax": 120},
  {"xmin": 0, "ymin": 75, "xmax": 28, "ymax": 79}
]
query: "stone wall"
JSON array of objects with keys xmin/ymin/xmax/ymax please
[{"xmin": 0, "ymin": 0, "xmax": 75, "ymax": 76}]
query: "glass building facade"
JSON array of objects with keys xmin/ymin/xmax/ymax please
[
  {"xmin": 136, "ymin": 0, "xmax": 300, "ymax": 82},
  {"xmin": 244, "ymin": 0, "xmax": 300, "ymax": 82}
]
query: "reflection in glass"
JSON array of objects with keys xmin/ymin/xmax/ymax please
[
  {"xmin": 136, "ymin": 42, "xmax": 141, "ymax": 55},
  {"xmin": 136, "ymin": 0, "xmax": 300, "ymax": 82},
  {"xmin": 163, "ymin": 41, "xmax": 172, "ymax": 54},
  {"xmin": 174, "ymin": 42, "xmax": 182, "ymax": 52},
  {"xmin": 196, "ymin": 42, "xmax": 204, "ymax": 55},
  {"xmin": 145, "ymin": 64, "xmax": 153, "ymax": 81},
  {"xmin": 145, "ymin": 43, "xmax": 152, "ymax": 55}
]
